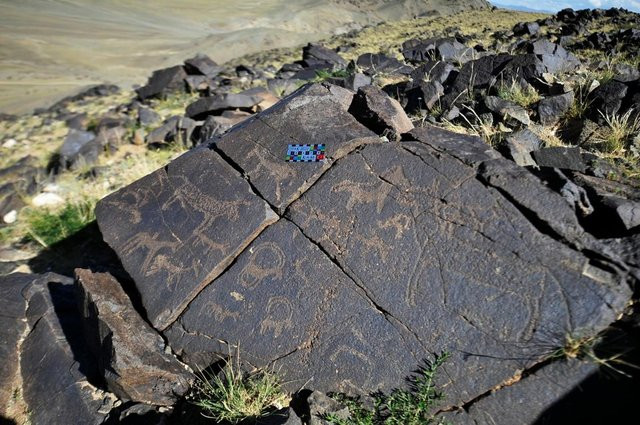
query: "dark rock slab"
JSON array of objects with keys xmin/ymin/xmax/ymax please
[
  {"xmin": 165, "ymin": 219, "xmax": 419, "ymax": 394},
  {"xmin": 95, "ymin": 147, "xmax": 278, "ymax": 330},
  {"xmin": 405, "ymin": 126, "xmax": 501, "ymax": 167},
  {"xmin": 410, "ymin": 61, "xmax": 455, "ymax": 85},
  {"xmin": 285, "ymin": 141, "xmax": 630, "ymax": 405},
  {"xmin": 538, "ymin": 91, "xmax": 574, "ymax": 125},
  {"xmin": 402, "ymin": 37, "xmax": 473, "ymax": 64},
  {"xmin": 513, "ymin": 21, "xmax": 540, "ymax": 36},
  {"xmin": 20, "ymin": 273, "xmax": 118, "ymax": 425},
  {"xmin": 136, "ymin": 65, "xmax": 188, "ymax": 101},
  {"xmin": 137, "ymin": 106, "xmax": 160, "ymax": 126},
  {"xmin": 184, "ymin": 54, "xmax": 222, "ymax": 78},
  {"xmin": 0, "ymin": 273, "xmax": 32, "ymax": 418},
  {"xmin": 588, "ymin": 81, "xmax": 628, "ymax": 118},
  {"xmin": 348, "ymin": 85, "xmax": 414, "ymax": 140},
  {"xmin": 186, "ymin": 93, "xmax": 261, "ymax": 120},
  {"xmin": 356, "ymin": 53, "xmax": 412, "ymax": 75},
  {"xmin": 327, "ymin": 73, "xmax": 372, "ymax": 92},
  {"xmin": 442, "ymin": 360, "xmax": 598, "ymax": 425},
  {"xmin": 302, "ymin": 43, "xmax": 346, "ymax": 68},
  {"xmin": 75, "ymin": 269, "xmax": 193, "ymax": 405},
  {"xmin": 532, "ymin": 147, "xmax": 586, "ymax": 173},
  {"xmin": 215, "ymin": 83, "xmax": 377, "ymax": 212}
]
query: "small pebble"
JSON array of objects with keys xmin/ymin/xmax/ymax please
[
  {"xmin": 3, "ymin": 209, "xmax": 17, "ymax": 224},
  {"xmin": 2, "ymin": 138, "xmax": 17, "ymax": 148}
]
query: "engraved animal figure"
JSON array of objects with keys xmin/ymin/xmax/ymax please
[
  {"xmin": 332, "ymin": 180, "xmax": 392, "ymax": 213},
  {"xmin": 238, "ymin": 242, "xmax": 285, "ymax": 288},
  {"xmin": 260, "ymin": 296, "xmax": 294, "ymax": 338}
]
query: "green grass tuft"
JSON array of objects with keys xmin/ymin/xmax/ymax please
[
  {"xmin": 495, "ymin": 79, "xmax": 541, "ymax": 108},
  {"xmin": 23, "ymin": 200, "xmax": 95, "ymax": 247},
  {"xmin": 324, "ymin": 352, "xmax": 450, "ymax": 425},
  {"xmin": 193, "ymin": 358, "xmax": 289, "ymax": 424}
]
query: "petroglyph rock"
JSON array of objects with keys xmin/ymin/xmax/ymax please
[
  {"xmin": 215, "ymin": 83, "xmax": 377, "ymax": 212},
  {"xmin": 95, "ymin": 147, "xmax": 278, "ymax": 330},
  {"xmin": 96, "ymin": 84, "xmax": 634, "ymax": 413}
]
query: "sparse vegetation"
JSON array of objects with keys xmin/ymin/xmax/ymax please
[
  {"xmin": 192, "ymin": 357, "xmax": 289, "ymax": 424},
  {"xmin": 324, "ymin": 352, "xmax": 450, "ymax": 425},
  {"xmin": 23, "ymin": 200, "xmax": 95, "ymax": 247},
  {"xmin": 594, "ymin": 109, "xmax": 640, "ymax": 155},
  {"xmin": 495, "ymin": 79, "xmax": 541, "ymax": 108}
]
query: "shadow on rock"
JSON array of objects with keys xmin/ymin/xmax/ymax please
[
  {"xmin": 535, "ymin": 316, "xmax": 640, "ymax": 424},
  {"xmin": 28, "ymin": 221, "xmax": 147, "ymax": 322}
]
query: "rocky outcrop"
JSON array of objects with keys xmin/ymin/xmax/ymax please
[{"xmin": 96, "ymin": 82, "xmax": 636, "ymax": 419}]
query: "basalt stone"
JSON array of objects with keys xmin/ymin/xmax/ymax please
[
  {"xmin": 532, "ymin": 147, "xmax": 587, "ymax": 173},
  {"xmin": 75, "ymin": 269, "xmax": 193, "ymax": 405},
  {"xmin": 442, "ymin": 55, "xmax": 513, "ymax": 108},
  {"xmin": 500, "ymin": 54, "xmax": 547, "ymax": 84},
  {"xmin": 302, "ymin": 43, "xmax": 346, "ymax": 68},
  {"xmin": 136, "ymin": 65, "xmax": 188, "ymax": 101},
  {"xmin": 485, "ymin": 96, "xmax": 530, "ymax": 126},
  {"xmin": 95, "ymin": 147, "xmax": 278, "ymax": 330},
  {"xmin": 197, "ymin": 114, "xmax": 249, "ymax": 143},
  {"xmin": 538, "ymin": 91, "xmax": 574, "ymax": 125},
  {"xmin": 348, "ymin": 85, "xmax": 413, "ymax": 140},
  {"xmin": 20, "ymin": 273, "xmax": 119, "ymax": 425},
  {"xmin": 402, "ymin": 37, "xmax": 473, "ymax": 64},
  {"xmin": 588, "ymin": 81, "xmax": 628, "ymax": 119},
  {"xmin": 328, "ymin": 73, "xmax": 372, "ymax": 92},
  {"xmin": 405, "ymin": 126, "xmax": 501, "ymax": 166},
  {"xmin": 184, "ymin": 54, "xmax": 222, "ymax": 78},
  {"xmin": 184, "ymin": 75, "xmax": 210, "ymax": 92},
  {"xmin": 356, "ymin": 53, "xmax": 413, "ymax": 75},
  {"xmin": 164, "ymin": 219, "xmax": 419, "ymax": 394},
  {"xmin": 286, "ymin": 141, "xmax": 631, "ymax": 405},
  {"xmin": 0, "ymin": 273, "xmax": 33, "ymax": 417},
  {"xmin": 59, "ymin": 129, "xmax": 99, "ymax": 170},
  {"xmin": 410, "ymin": 61, "xmax": 455, "ymax": 85},
  {"xmin": 186, "ymin": 93, "xmax": 261, "ymax": 119},
  {"xmin": 215, "ymin": 83, "xmax": 377, "ymax": 212},
  {"xmin": 513, "ymin": 21, "xmax": 540, "ymax": 36},
  {"xmin": 137, "ymin": 106, "xmax": 161, "ymax": 126},
  {"xmin": 405, "ymin": 81, "xmax": 444, "ymax": 113},
  {"xmin": 446, "ymin": 360, "xmax": 598, "ymax": 425}
]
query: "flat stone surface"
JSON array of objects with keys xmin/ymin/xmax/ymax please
[
  {"xmin": 215, "ymin": 83, "xmax": 377, "ymax": 212},
  {"xmin": 95, "ymin": 147, "xmax": 278, "ymax": 330},
  {"xmin": 0, "ymin": 273, "xmax": 32, "ymax": 418},
  {"xmin": 285, "ymin": 141, "xmax": 631, "ymax": 405},
  {"xmin": 20, "ymin": 273, "xmax": 118, "ymax": 425},
  {"xmin": 165, "ymin": 219, "xmax": 419, "ymax": 395},
  {"xmin": 443, "ymin": 360, "xmax": 598, "ymax": 425},
  {"xmin": 75, "ymin": 269, "xmax": 193, "ymax": 405}
]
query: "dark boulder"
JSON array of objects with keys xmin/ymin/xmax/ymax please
[
  {"xmin": 328, "ymin": 73, "xmax": 372, "ymax": 92},
  {"xmin": 405, "ymin": 81, "xmax": 445, "ymax": 113},
  {"xmin": 410, "ymin": 61, "xmax": 455, "ymax": 85},
  {"xmin": 348, "ymin": 85, "xmax": 414, "ymax": 140},
  {"xmin": 532, "ymin": 147, "xmax": 587, "ymax": 172},
  {"xmin": 137, "ymin": 106, "xmax": 161, "ymax": 126},
  {"xmin": 186, "ymin": 92, "xmax": 261, "ymax": 119},
  {"xmin": 146, "ymin": 116, "xmax": 197, "ymax": 146},
  {"xmin": 356, "ymin": 53, "xmax": 413, "ymax": 75},
  {"xmin": 538, "ymin": 91, "xmax": 574, "ymax": 125},
  {"xmin": 588, "ymin": 81, "xmax": 628, "ymax": 119},
  {"xmin": 184, "ymin": 53, "xmax": 222, "ymax": 78},
  {"xmin": 513, "ymin": 21, "xmax": 540, "ymax": 36},
  {"xmin": 197, "ymin": 112, "xmax": 251, "ymax": 143},
  {"xmin": 59, "ymin": 129, "xmax": 99, "ymax": 170},
  {"xmin": 302, "ymin": 43, "xmax": 346, "ymax": 68},
  {"xmin": 75, "ymin": 269, "xmax": 193, "ymax": 405},
  {"xmin": 136, "ymin": 65, "xmax": 188, "ymax": 101}
]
